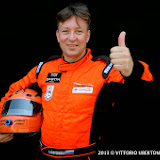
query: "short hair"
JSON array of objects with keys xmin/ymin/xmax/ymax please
[{"xmin": 56, "ymin": 2, "xmax": 91, "ymax": 30}]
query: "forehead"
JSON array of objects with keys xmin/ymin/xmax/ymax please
[{"xmin": 58, "ymin": 16, "xmax": 88, "ymax": 30}]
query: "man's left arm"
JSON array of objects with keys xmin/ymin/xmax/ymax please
[
  {"xmin": 110, "ymin": 31, "xmax": 153, "ymax": 81},
  {"xmin": 107, "ymin": 31, "xmax": 155, "ymax": 109}
]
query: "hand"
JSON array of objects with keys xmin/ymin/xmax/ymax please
[
  {"xmin": 0, "ymin": 133, "xmax": 14, "ymax": 143},
  {"xmin": 109, "ymin": 31, "xmax": 134, "ymax": 77}
]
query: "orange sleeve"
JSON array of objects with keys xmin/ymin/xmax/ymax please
[
  {"xmin": 105, "ymin": 60, "xmax": 153, "ymax": 83},
  {"xmin": 106, "ymin": 67, "xmax": 125, "ymax": 84},
  {"xmin": 0, "ymin": 66, "xmax": 37, "ymax": 116},
  {"xmin": 139, "ymin": 61, "xmax": 153, "ymax": 81}
]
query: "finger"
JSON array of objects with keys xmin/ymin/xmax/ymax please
[
  {"xmin": 6, "ymin": 134, "xmax": 14, "ymax": 142},
  {"xmin": 4, "ymin": 135, "xmax": 13, "ymax": 143},
  {"xmin": 110, "ymin": 46, "xmax": 128, "ymax": 53},
  {"xmin": 0, "ymin": 133, "xmax": 9, "ymax": 141},
  {"xmin": 0, "ymin": 134, "xmax": 10, "ymax": 142},
  {"xmin": 118, "ymin": 31, "xmax": 126, "ymax": 47},
  {"xmin": 1, "ymin": 136, "xmax": 11, "ymax": 143},
  {"xmin": 113, "ymin": 64, "xmax": 123, "ymax": 71},
  {"xmin": 110, "ymin": 52, "xmax": 126, "ymax": 59},
  {"xmin": 111, "ymin": 58, "xmax": 128, "ymax": 66},
  {"xmin": 111, "ymin": 58, "xmax": 122, "ymax": 65},
  {"xmin": 0, "ymin": 134, "xmax": 13, "ymax": 143}
]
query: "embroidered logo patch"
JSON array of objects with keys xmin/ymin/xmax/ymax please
[
  {"xmin": 72, "ymin": 82, "xmax": 93, "ymax": 94},
  {"xmin": 46, "ymin": 73, "xmax": 62, "ymax": 83},
  {"xmin": 44, "ymin": 85, "xmax": 54, "ymax": 100},
  {"xmin": 47, "ymin": 149, "xmax": 74, "ymax": 156}
]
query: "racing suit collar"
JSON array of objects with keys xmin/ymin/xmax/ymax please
[{"xmin": 58, "ymin": 48, "xmax": 92, "ymax": 71}]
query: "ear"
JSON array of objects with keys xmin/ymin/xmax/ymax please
[
  {"xmin": 56, "ymin": 30, "xmax": 60, "ymax": 43},
  {"xmin": 86, "ymin": 30, "xmax": 91, "ymax": 43}
]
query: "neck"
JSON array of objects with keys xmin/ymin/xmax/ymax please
[{"xmin": 63, "ymin": 50, "xmax": 87, "ymax": 63}]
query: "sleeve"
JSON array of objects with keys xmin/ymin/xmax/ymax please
[
  {"xmin": 104, "ymin": 60, "xmax": 155, "ymax": 106},
  {"xmin": 105, "ymin": 60, "xmax": 153, "ymax": 84},
  {"xmin": 98, "ymin": 60, "xmax": 156, "ymax": 150},
  {"xmin": 0, "ymin": 66, "xmax": 37, "ymax": 116}
]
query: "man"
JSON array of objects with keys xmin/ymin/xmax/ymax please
[{"xmin": 0, "ymin": 2, "xmax": 154, "ymax": 160}]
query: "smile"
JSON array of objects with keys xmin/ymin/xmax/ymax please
[{"xmin": 67, "ymin": 44, "xmax": 78, "ymax": 47}]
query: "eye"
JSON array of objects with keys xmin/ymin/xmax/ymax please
[
  {"xmin": 76, "ymin": 30, "xmax": 83, "ymax": 34},
  {"xmin": 62, "ymin": 30, "xmax": 69, "ymax": 34}
]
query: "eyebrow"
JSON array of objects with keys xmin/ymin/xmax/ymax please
[{"xmin": 61, "ymin": 26, "xmax": 82, "ymax": 30}]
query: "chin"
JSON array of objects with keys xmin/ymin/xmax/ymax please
[{"xmin": 66, "ymin": 50, "xmax": 80, "ymax": 57}]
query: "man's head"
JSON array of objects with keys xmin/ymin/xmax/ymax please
[
  {"xmin": 56, "ymin": 3, "xmax": 91, "ymax": 62},
  {"xmin": 56, "ymin": 2, "xmax": 91, "ymax": 30}
]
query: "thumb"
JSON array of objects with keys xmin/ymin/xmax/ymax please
[{"xmin": 118, "ymin": 31, "xmax": 126, "ymax": 47}]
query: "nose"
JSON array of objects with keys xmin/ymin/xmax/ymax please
[{"xmin": 68, "ymin": 31, "xmax": 76, "ymax": 41}]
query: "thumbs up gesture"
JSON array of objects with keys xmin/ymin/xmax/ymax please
[{"xmin": 110, "ymin": 31, "xmax": 134, "ymax": 77}]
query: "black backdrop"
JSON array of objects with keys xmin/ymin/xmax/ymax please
[
  {"xmin": 1, "ymin": 0, "xmax": 160, "ymax": 159},
  {"xmin": 1, "ymin": 1, "xmax": 160, "ymax": 95}
]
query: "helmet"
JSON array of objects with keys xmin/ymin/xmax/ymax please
[{"xmin": 0, "ymin": 88, "xmax": 42, "ymax": 133}]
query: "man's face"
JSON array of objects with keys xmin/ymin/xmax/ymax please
[{"xmin": 56, "ymin": 16, "xmax": 90, "ymax": 62}]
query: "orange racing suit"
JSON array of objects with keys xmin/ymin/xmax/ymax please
[{"xmin": 0, "ymin": 48, "xmax": 153, "ymax": 158}]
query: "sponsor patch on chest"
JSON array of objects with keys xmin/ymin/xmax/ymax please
[
  {"xmin": 46, "ymin": 73, "xmax": 62, "ymax": 83},
  {"xmin": 72, "ymin": 82, "xmax": 93, "ymax": 94},
  {"xmin": 44, "ymin": 85, "xmax": 54, "ymax": 100}
]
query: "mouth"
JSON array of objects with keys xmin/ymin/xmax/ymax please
[{"xmin": 67, "ymin": 44, "xmax": 78, "ymax": 49}]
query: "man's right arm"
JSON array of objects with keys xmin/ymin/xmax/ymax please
[
  {"xmin": 0, "ymin": 66, "xmax": 37, "ymax": 117},
  {"xmin": 0, "ymin": 66, "xmax": 38, "ymax": 143}
]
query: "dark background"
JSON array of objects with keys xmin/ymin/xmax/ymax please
[
  {"xmin": 1, "ymin": 1, "xmax": 160, "ymax": 94},
  {"xmin": 1, "ymin": 0, "xmax": 160, "ymax": 159}
]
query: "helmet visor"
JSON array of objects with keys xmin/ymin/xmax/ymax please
[{"xmin": 2, "ymin": 99, "xmax": 42, "ymax": 117}]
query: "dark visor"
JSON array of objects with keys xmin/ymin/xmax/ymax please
[{"xmin": 2, "ymin": 99, "xmax": 42, "ymax": 117}]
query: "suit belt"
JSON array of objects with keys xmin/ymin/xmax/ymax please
[{"xmin": 39, "ymin": 140, "xmax": 96, "ymax": 159}]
